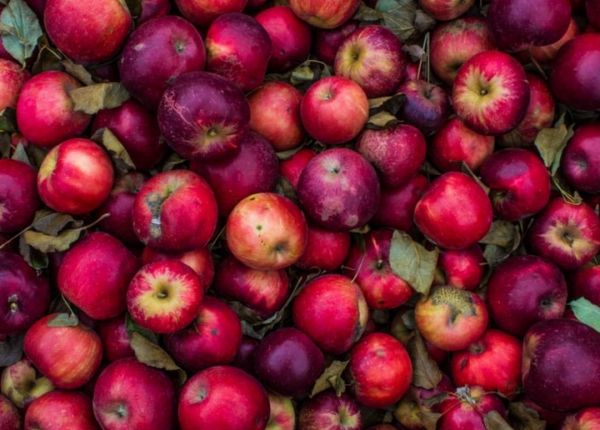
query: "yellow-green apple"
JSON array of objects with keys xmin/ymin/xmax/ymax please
[
  {"xmin": 37, "ymin": 138, "xmax": 114, "ymax": 215},
  {"xmin": 438, "ymin": 387, "xmax": 506, "ymax": 430},
  {"xmin": 16, "ymin": 71, "xmax": 91, "ymax": 148},
  {"xmin": 300, "ymin": 76, "xmax": 368, "ymax": 145},
  {"xmin": 571, "ymin": 264, "xmax": 600, "ymax": 306},
  {"xmin": 1, "ymin": 359, "xmax": 53, "ymax": 408},
  {"xmin": 415, "ymin": 286, "xmax": 488, "ymax": 351},
  {"xmin": 25, "ymin": 391, "xmax": 99, "ymax": 430},
  {"xmin": 296, "ymin": 226, "xmax": 350, "ymax": 271},
  {"xmin": 372, "ymin": 174, "xmax": 428, "ymax": 232},
  {"xmin": 96, "ymin": 315, "xmax": 134, "ymax": 362},
  {"xmin": 418, "ymin": 0, "xmax": 475, "ymax": 20},
  {"xmin": 164, "ymin": 296, "xmax": 242, "ymax": 371},
  {"xmin": 334, "ymin": 25, "xmax": 406, "ymax": 97},
  {"xmin": 138, "ymin": 0, "xmax": 170, "ymax": 23},
  {"xmin": 289, "ymin": 0, "xmax": 359, "ymax": 29},
  {"xmin": 561, "ymin": 124, "xmax": 600, "ymax": 194},
  {"xmin": 158, "ymin": 71, "xmax": 250, "ymax": 160},
  {"xmin": 175, "ymin": 0, "xmax": 247, "ymax": 26},
  {"xmin": 279, "ymin": 148, "xmax": 316, "ymax": 189},
  {"xmin": 126, "ymin": 260, "xmax": 204, "ymax": 334},
  {"xmin": 132, "ymin": 170, "xmax": 218, "ymax": 252},
  {"xmin": 297, "ymin": 148, "xmax": 380, "ymax": 231},
  {"xmin": 0, "ymin": 159, "xmax": 39, "ymax": 234},
  {"xmin": 487, "ymin": 255, "xmax": 567, "ymax": 336},
  {"xmin": 414, "ymin": 172, "xmax": 493, "ymax": 249},
  {"xmin": 93, "ymin": 358, "xmax": 175, "ymax": 430},
  {"xmin": 0, "ymin": 394, "xmax": 19, "ymax": 430},
  {"xmin": 23, "ymin": 314, "xmax": 102, "ymax": 389},
  {"xmin": 529, "ymin": 18, "xmax": 579, "ymax": 63},
  {"xmin": 142, "ymin": 246, "xmax": 214, "ymax": 289},
  {"xmin": 266, "ymin": 393, "xmax": 295, "ymax": 430},
  {"xmin": 349, "ymin": 333, "xmax": 412, "ymax": 408},
  {"xmin": 178, "ymin": 365, "xmax": 269, "ymax": 430},
  {"xmin": 226, "ymin": 192, "xmax": 308, "ymax": 270},
  {"xmin": 562, "ymin": 407, "xmax": 600, "ymax": 430},
  {"xmin": 398, "ymin": 80, "xmax": 449, "ymax": 134},
  {"xmin": 248, "ymin": 82, "xmax": 304, "ymax": 152},
  {"xmin": 0, "ymin": 59, "xmax": 27, "ymax": 111},
  {"xmin": 206, "ymin": 13, "xmax": 272, "ymax": 92},
  {"xmin": 438, "ymin": 245, "xmax": 484, "ymax": 291},
  {"xmin": 314, "ymin": 21, "xmax": 358, "ymax": 64},
  {"xmin": 299, "ymin": 391, "xmax": 362, "ymax": 430}
]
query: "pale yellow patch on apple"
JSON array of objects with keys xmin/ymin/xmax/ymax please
[
  {"xmin": 454, "ymin": 66, "xmax": 509, "ymax": 125},
  {"xmin": 132, "ymin": 272, "xmax": 190, "ymax": 318},
  {"xmin": 541, "ymin": 220, "xmax": 596, "ymax": 260}
]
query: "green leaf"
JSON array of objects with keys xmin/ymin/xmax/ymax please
[
  {"xmin": 61, "ymin": 59, "xmax": 94, "ymax": 85},
  {"xmin": 11, "ymin": 142, "xmax": 31, "ymax": 165},
  {"xmin": 290, "ymin": 60, "xmax": 331, "ymax": 87},
  {"xmin": 376, "ymin": 0, "xmax": 419, "ymax": 42},
  {"xmin": 18, "ymin": 235, "xmax": 48, "ymax": 270},
  {"xmin": 310, "ymin": 360, "xmax": 349, "ymax": 397},
  {"xmin": 534, "ymin": 122, "xmax": 575, "ymax": 176},
  {"xmin": 480, "ymin": 220, "xmax": 522, "ymax": 267},
  {"xmin": 31, "ymin": 209, "xmax": 81, "ymax": 236},
  {"xmin": 69, "ymin": 82, "xmax": 130, "ymax": 114},
  {"xmin": 275, "ymin": 176, "xmax": 297, "ymax": 201},
  {"xmin": 389, "ymin": 230, "xmax": 439, "ymax": 296},
  {"xmin": 0, "ymin": 107, "xmax": 16, "ymax": 133},
  {"xmin": 0, "ymin": 0, "xmax": 42, "ymax": 66},
  {"xmin": 93, "ymin": 128, "xmax": 135, "ymax": 172},
  {"xmin": 47, "ymin": 312, "xmax": 79, "ymax": 327},
  {"xmin": 161, "ymin": 151, "xmax": 186, "ymax": 172},
  {"xmin": 130, "ymin": 332, "xmax": 187, "ymax": 385},
  {"xmin": 409, "ymin": 333, "xmax": 442, "ymax": 389},
  {"xmin": 353, "ymin": 2, "xmax": 383, "ymax": 21},
  {"xmin": 570, "ymin": 297, "xmax": 600, "ymax": 332},
  {"xmin": 508, "ymin": 402, "xmax": 546, "ymax": 430},
  {"xmin": 366, "ymin": 94, "xmax": 405, "ymax": 129},
  {"xmin": 23, "ymin": 229, "xmax": 82, "ymax": 253},
  {"xmin": 484, "ymin": 411, "xmax": 512, "ymax": 430},
  {"xmin": 124, "ymin": 0, "xmax": 141, "ymax": 18}
]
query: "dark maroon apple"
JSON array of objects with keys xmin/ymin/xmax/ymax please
[
  {"xmin": 314, "ymin": 21, "xmax": 358, "ymax": 65},
  {"xmin": 561, "ymin": 124, "xmax": 600, "ymax": 194},
  {"xmin": 96, "ymin": 315, "xmax": 134, "ymax": 362},
  {"xmin": 254, "ymin": 327, "xmax": 325, "ymax": 398},
  {"xmin": 439, "ymin": 245, "xmax": 484, "ymax": 290},
  {"xmin": 25, "ymin": 391, "xmax": 98, "ymax": 430},
  {"xmin": 175, "ymin": 0, "xmax": 247, "ymax": 27},
  {"xmin": 297, "ymin": 148, "xmax": 380, "ymax": 231},
  {"xmin": 371, "ymin": 174, "xmax": 428, "ymax": 232},
  {"xmin": 0, "ymin": 59, "xmax": 27, "ymax": 111},
  {"xmin": 279, "ymin": 148, "xmax": 316, "ymax": 189},
  {"xmin": 0, "ymin": 159, "xmax": 39, "ymax": 234},
  {"xmin": 138, "ymin": 0, "xmax": 170, "ymax": 23},
  {"xmin": 571, "ymin": 264, "xmax": 600, "ymax": 306},
  {"xmin": 158, "ymin": 71, "xmax": 250, "ymax": 161},
  {"xmin": 119, "ymin": 15, "xmax": 206, "ymax": 109},
  {"xmin": 0, "ymin": 394, "xmax": 19, "ymax": 430},
  {"xmin": 588, "ymin": 0, "xmax": 600, "ymax": 28},
  {"xmin": 234, "ymin": 336, "xmax": 259, "ymax": 373},
  {"xmin": 398, "ymin": 80, "xmax": 449, "ymax": 134},
  {"xmin": 299, "ymin": 391, "xmax": 362, "ymax": 430},
  {"xmin": 295, "ymin": 226, "xmax": 351, "ymax": 272},
  {"xmin": 487, "ymin": 255, "xmax": 567, "ymax": 336}
]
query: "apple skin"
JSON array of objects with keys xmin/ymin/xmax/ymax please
[
  {"xmin": 529, "ymin": 18, "xmax": 579, "ymax": 63},
  {"xmin": 335, "ymin": 25, "xmax": 406, "ymax": 98},
  {"xmin": 280, "ymin": 148, "xmax": 316, "ymax": 189},
  {"xmin": 430, "ymin": 17, "xmax": 495, "ymax": 85},
  {"xmin": 438, "ymin": 387, "xmax": 506, "ymax": 430},
  {"xmin": 256, "ymin": 6, "xmax": 312, "ymax": 72},
  {"xmin": 25, "ymin": 391, "xmax": 99, "ymax": 430},
  {"xmin": 398, "ymin": 80, "xmax": 450, "ymax": 135},
  {"xmin": 138, "ymin": 0, "xmax": 170, "ymax": 23},
  {"xmin": 292, "ymin": 274, "xmax": 369, "ymax": 354},
  {"xmin": 372, "ymin": 174, "xmax": 428, "ymax": 232},
  {"xmin": 528, "ymin": 198, "xmax": 600, "ymax": 270},
  {"xmin": 562, "ymin": 407, "xmax": 600, "ymax": 430},
  {"xmin": 0, "ymin": 159, "xmax": 39, "ymax": 234},
  {"xmin": 165, "ymin": 296, "xmax": 242, "ymax": 371},
  {"xmin": 191, "ymin": 132, "xmax": 279, "ymax": 215},
  {"xmin": 480, "ymin": 148, "xmax": 551, "ymax": 221},
  {"xmin": 300, "ymin": 76, "xmax": 369, "ymax": 145},
  {"xmin": 356, "ymin": 124, "xmax": 427, "ymax": 188},
  {"xmin": 254, "ymin": 327, "xmax": 325, "ymax": 398},
  {"xmin": 523, "ymin": 319, "xmax": 600, "ymax": 411},
  {"xmin": 16, "ymin": 71, "xmax": 91, "ymax": 148},
  {"xmin": 296, "ymin": 226, "xmax": 351, "ymax": 272},
  {"xmin": 349, "ymin": 332, "xmax": 412, "ymax": 408},
  {"xmin": 126, "ymin": 260, "xmax": 204, "ymax": 334},
  {"xmin": 266, "ymin": 393, "xmax": 295, "ymax": 430},
  {"xmin": 414, "ymin": 172, "xmax": 493, "ymax": 250},
  {"xmin": 439, "ymin": 245, "xmax": 484, "ymax": 290},
  {"xmin": 215, "ymin": 255, "xmax": 290, "ymax": 318},
  {"xmin": 0, "ymin": 394, "xmax": 19, "ymax": 430},
  {"xmin": 345, "ymin": 230, "xmax": 414, "ymax": 310},
  {"xmin": 561, "ymin": 124, "xmax": 600, "ymax": 194},
  {"xmin": 37, "ymin": 138, "xmax": 114, "ymax": 215},
  {"xmin": 289, "ymin": 0, "xmax": 359, "ymax": 29},
  {"xmin": 488, "ymin": 0, "xmax": 571, "ymax": 52},
  {"xmin": 206, "ymin": 13, "xmax": 272, "ymax": 92},
  {"xmin": 297, "ymin": 148, "xmax": 380, "ymax": 231},
  {"xmin": 1, "ymin": 359, "xmax": 54, "ymax": 409},
  {"xmin": 429, "ymin": 117, "xmax": 495, "ymax": 172},
  {"xmin": 142, "ymin": 246, "xmax": 214, "ymax": 289},
  {"xmin": 298, "ymin": 391, "xmax": 362, "ymax": 430},
  {"xmin": 93, "ymin": 358, "xmax": 175, "ymax": 430},
  {"xmin": 158, "ymin": 71, "xmax": 250, "ymax": 161},
  {"xmin": 415, "ymin": 286, "xmax": 489, "ymax": 351},
  {"xmin": 178, "ymin": 365, "xmax": 269, "ymax": 430},
  {"xmin": 132, "ymin": 170, "xmax": 218, "ymax": 252},
  {"xmin": 418, "ymin": 0, "xmax": 475, "ymax": 21},
  {"xmin": 44, "ymin": 0, "xmax": 132, "ymax": 64},
  {"xmin": 234, "ymin": 336, "xmax": 260, "ymax": 374},
  {"xmin": 314, "ymin": 21, "xmax": 358, "ymax": 65},
  {"xmin": 226, "ymin": 192, "xmax": 308, "ymax": 270},
  {"xmin": 487, "ymin": 255, "xmax": 567, "ymax": 336},
  {"xmin": 587, "ymin": 0, "xmax": 600, "ymax": 28},
  {"xmin": 571, "ymin": 264, "xmax": 600, "ymax": 306},
  {"xmin": 23, "ymin": 314, "xmax": 102, "ymax": 389},
  {"xmin": 96, "ymin": 316, "xmax": 134, "ymax": 362},
  {"xmin": 550, "ymin": 34, "xmax": 600, "ymax": 111},
  {"xmin": 0, "ymin": 59, "xmax": 27, "ymax": 111},
  {"xmin": 119, "ymin": 15, "xmax": 205, "ymax": 110},
  {"xmin": 175, "ymin": 0, "xmax": 247, "ymax": 27}
]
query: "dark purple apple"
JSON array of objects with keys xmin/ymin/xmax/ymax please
[
  {"xmin": 234, "ymin": 336, "xmax": 259, "ymax": 374},
  {"xmin": 561, "ymin": 124, "xmax": 600, "ymax": 194},
  {"xmin": 571, "ymin": 264, "xmax": 600, "ymax": 306},
  {"xmin": 397, "ymin": 80, "xmax": 449, "ymax": 135},
  {"xmin": 0, "ymin": 159, "xmax": 40, "ymax": 234},
  {"xmin": 588, "ymin": 0, "xmax": 600, "ymax": 28},
  {"xmin": 299, "ymin": 391, "xmax": 362, "ymax": 430}
]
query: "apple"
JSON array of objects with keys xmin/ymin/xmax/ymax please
[
  {"xmin": 438, "ymin": 245, "xmax": 484, "ymax": 290},
  {"xmin": 25, "ymin": 391, "xmax": 99, "ymax": 430},
  {"xmin": 401, "ymin": 80, "xmax": 450, "ymax": 134},
  {"xmin": 300, "ymin": 76, "xmax": 369, "ymax": 145},
  {"xmin": 571, "ymin": 264, "xmax": 600, "ymax": 306},
  {"xmin": 142, "ymin": 246, "xmax": 214, "ymax": 289},
  {"xmin": 0, "ymin": 394, "xmax": 19, "ymax": 430},
  {"xmin": 357, "ymin": 124, "xmax": 427, "ymax": 188},
  {"xmin": 314, "ymin": 21, "xmax": 358, "ymax": 65},
  {"xmin": 372, "ymin": 174, "xmax": 428, "ymax": 232},
  {"xmin": 529, "ymin": 18, "xmax": 579, "ymax": 63},
  {"xmin": 93, "ymin": 358, "xmax": 175, "ymax": 430},
  {"xmin": 587, "ymin": 0, "xmax": 600, "ymax": 28},
  {"xmin": 438, "ymin": 387, "xmax": 506, "ymax": 430},
  {"xmin": 487, "ymin": 255, "xmax": 567, "ymax": 336},
  {"xmin": 37, "ymin": 138, "xmax": 113, "ymax": 215},
  {"xmin": 349, "ymin": 332, "xmax": 412, "ymax": 408},
  {"xmin": 487, "ymin": 0, "xmax": 571, "ymax": 52},
  {"xmin": 16, "ymin": 71, "xmax": 91, "ymax": 148},
  {"xmin": 234, "ymin": 336, "xmax": 260, "ymax": 374},
  {"xmin": 206, "ymin": 13, "xmax": 272, "ymax": 92},
  {"xmin": 418, "ymin": 0, "xmax": 475, "ymax": 20},
  {"xmin": 415, "ymin": 286, "xmax": 488, "ymax": 351},
  {"xmin": 562, "ymin": 407, "xmax": 600, "ymax": 430},
  {"xmin": 528, "ymin": 198, "xmax": 600, "ymax": 270},
  {"xmin": 1, "ymin": 359, "xmax": 53, "ymax": 408},
  {"xmin": 266, "ymin": 393, "xmax": 295, "ymax": 430},
  {"xmin": 480, "ymin": 148, "xmax": 551, "ymax": 221},
  {"xmin": 298, "ymin": 391, "xmax": 362, "ymax": 430},
  {"xmin": 561, "ymin": 124, "xmax": 600, "ymax": 194},
  {"xmin": 215, "ymin": 255, "xmax": 290, "ymax": 318},
  {"xmin": 297, "ymin": 148, "xmax": 380, "ymax": 231},
  {"xmin": 138, "ymin": 0, "xmax": 171, "ymax": 23},
  {"xmin": 414, "ymin": 172, "xmax": 493, "ymax": 249},
  {"xmin": 335, "ymin": 25, "xmax": 406, "ymax": 97},
  {"xmin": 132, "ymin": 169, "xmax": 218, "ymax": 252},
  {"xmin": 523, "ymin": 319, "xmax": 600, "ymax": 411},
  {"xmin": 96, "ymin": 315, "xmax": 134, "ymax": 362},
  {"xmin": 0, "ymin": 159, "xmax": 39, "ymax": 234},
  {"xmin": 0, "ymin": 59, "xmax": 27, "ymax": 111},
  {"xmin": 24, "ymin": 314, "xmax": 102, "ymax": 389},
  {"xmin": 178, "ymin": 365, "xmax": 269, "ymax": 430},
  {"xmin": 429, "ymin": 117, "xmax": 495, "ymax": 172},
  {"xmin": 126, "ymin": 260, "xmax": 204, "ymax": 334},
  {"xmin": 289, "ymin": 0, "xmax": 359, "ymax": 29},
  {"xmin": 226, "ymin": 192, "xmax": 307, "ymax": 270},
  {"xmin": 45, "ymin": 0, "xmax": 132, "ymax": 64},
  {"xmin": 279, "ymin": 148, "xmax": 316, "ymax": 189},
  {"xmin": 430, "ymin": 17, "xmax": 495, "ymax": 84},
  {"xmin": 119, "ymin": 15, "xmax": 206, "ymax": 109},
  {"xmin": 254, "ymin": 327, "xmax": 325, "ymax": 398},
  {"xmin": 452, "ymin": 50, "xmax": 530, "ymax": 135},
  {"xmin": 175, "ymin": 0, "xmax": 247, "ymax": 26},
  {"xmin": 296, "ymin": 226, "xmax": 350, "ymax": 272},
  {"xmin": 158, "ymin": 71, "xmax": 250, "ymax": 161}
]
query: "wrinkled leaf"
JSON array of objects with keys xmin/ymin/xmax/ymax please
[
  {"xmin": 161, "ymin": 151, "xmax": 186, "ymax": 171},
  {"xmin": 367, "ymin": 111, "xmax": 399, "ymax": 129},
  {"xmin": 31, "ymin": 209, "xmax": 81, "ymax": 236},
  {"xmin": 367, "ymin": 94, "xmax": 405, "ymax": 129},
  {"xmin": 376, "ymin": 0, "xmax": 418, "ymax": 42},
  {"xmin": 310, "ymin": 360, "xmax": 348, "ymax": 397},
  {"xmin": 0, "ymin": 107, "xmax": 16, "ymax": 132},
  {"xmin": 508, "ymin": 402, "xmax": 546, "ymax": 430},
  {"xmin": 124, "ymin": 0, "xmax": 141, "ymax": 18},
  {"xmin": 24, "ymin": 229, "xmax": 81, "ymax": 253},
  {"xmin": 409, "ymin": 333, "xmax": 442, "ymax": 389},
  {"xmin": 69, "ymin": 82, "xmax": 130, "ymax": 114},
  {"xmin": 125, "ymin": 314, "xmax": 159, "ymax": 344},
  {"xmin": 0, "ymin": 334, "xmax": 23, "ymax": 367},
  {"xmin": 11, "ymin": 142, "xmax": 31, "ymax": 165},
  {"xmin": 94, "ymin": 128, "xmax": 135, "ymax": 172},
  {"xmin": 61, "ymin": 59, "xmax": 94, "ymax": 85},
  {"xmin": 484, "ymin": 411, "xmax": 513, "ymax": 430},
  {"xmin": 0, "ymin": 0, "xmax": 42, "ymax": 66},
  {"xmin": 534, "ymin": 122, "xmax": 575, "ymax": 175},
  {"xmin": 354, "ymin": 2, "xmax": 383, "ymax": 21},
  {"xmin": 570, "ymin": 297, "xmax": 600, "ymax": 332},
  {"xmin": 275, "ymin": 176, "xmax": 297, "ymax": 201},
  {"xmin": 31, "ymin": 36, "xmax": 62, "ymax": 74},
  {"xmin": 414, "ymin": 9, "xmax": 436, "ymax": 32},
  {"xmin": 130, "ymin": 332, "xmax": 187, "ymax": 385},
  {"xmin": 290, "ymin": 60, "xmax": 331, "ymax": 87},
  {"xmin": 480, "ymin": 220, "xmax": 517, "ymax": 247},
  {"xmin": 390, "ymin": 309, "xmax": 415, "ymax": 343},
  {"xmin": 18, "ymin": 235, "xmax": 48, "ymax": 269},
  {"xmin": 420, "ymin": 411, "xmax": 442, "ymax": 430},
  {"xmin": 47, "ymin": 312, "xmax": 79, "ymax": 327},
  {"xmin": 389, "ymin": 230, "xmax": 439, "ymax": 296}
]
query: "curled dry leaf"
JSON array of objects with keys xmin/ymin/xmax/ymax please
[
  {"xmin": 409, "ymin": 333, "xmax": 443, "ymax": 389},
  {"xmin": 483, "ymin": 410, "xmax": 513, "ymax": 430},
  {"xmin": 61, "ymin": 59, "xmax": 94, "ymax": 85},
  {"xmin": 47, "ymin": 312, "xmax": 79, "ymax": 328},
  {"xmin": 310, "ymin": 360, "xmax": 348, "ymax": 398},
  {"xmin": 508, "ymin": 402, "xmax": 546, "ymax": 430},
  {"xmin": 69, "ymin": 82, "xmax": 130, "ymax": 115},
  {"xmin": 93, "ymin": 128, "xmax": 135, "ymax": 172},
  {"xmin": 389, "ymin": 230, "xmax": 439, "ymax": 296},
  {"xmin": 129, "ymin": 332, "xmax": 187, "ymax": 385},
  {"xmin": 534, "ymin": 121, "xmax": 575, "ymax": 176}
]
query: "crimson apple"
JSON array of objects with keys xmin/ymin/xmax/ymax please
[
  {"xmin": 0, "ymin": 159, "xmax": 39, "ymax": 234},
  {"xmin": 141, "ymin": 246, "xmax": 214, "ymax": 289},
  {"xmin": 314, "ymin": 21, "xmax": 358, "ymax": 65},
  {"xmin": 266, "ymin": 393, "xmax": 295, "ymax": 430},
  {"xmin": 175, "ymin": 0, "xmax": 247, "ymax": 26},
  {"xmin": 298, "ymin": 391, "xmax": 362, "ymax": 430},
  {"xmin": 279, "ymin": 148, "xmax": 316, "ymax": 189},
  {"xmin": 438, "ymin": 387, "xmax": 506, "ymax": 430},
  {"xmin": 372, "ymin": 174, "xmax": 428, "ymax": 232},
  {"xmin": 438, "ymin": 245, "xmax": 484, "ymax": 290},
  {"xmin": 529, "ymin": 18, "xmax": 579, "ymax": 63},
  {"xmin": 419, "ymin": 0, "xmax": 475, "ymax": 20},
  {"xmin": 295, "ymin": 226, "xmax": 350, "ymax": 272},
  {"xmin": 289, "ymin": 0, "xmax": 359, "ymax": 29},
  {"xmin": 96, "ymin": 315, "xmax": 134, "ymax": 362},
  {"xmin": 562, "ymin": 407, "xmax": 600, "ymax": 430},
  {"xmin": 25, "ymin": 391, "xmax": 99, "ymax": 430},
  {"xmin": 0, "ymin": 59, "xmax": 27, "ymax": 111},
  {"xmin": 561, "ymin": 124, "xmax": 600, "ymax": 194},
  {"xmin": 571, "ymin": 264, "xmax": 600, "ymax": 306},
  {"xmin": 0, "ymin": 394, "xmax": 19, "ymax": 430},
  {"xmin": 1, "ymin": 359, "xmax": 54, "ymax": 409}
]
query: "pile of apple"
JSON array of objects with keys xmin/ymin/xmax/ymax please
[{"xmin": 1, "ymin": 0, "xmax": 600, "ymax": 428}]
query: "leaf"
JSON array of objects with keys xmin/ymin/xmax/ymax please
[
  {"xmin": 420, "ymin": 411, "xmax": 442, "ymax": 430},
  {"xmin": 93, "ymin": 128, "xmax": 135, "ymax": 172},
  {"xmin": 290, "ymin": 60, "xmax": 331, "ymax": 87},
  {"xmin": 69, "ymin": 82, "xmax": 130, "ymax": 114},
  {"xmin": 11, "ymin": 142, "xmax": 31, "ymax": 165},
  {"xmin": 480, "ymin": 221, "xmax": 517, "ymax": 247},
  {"xmin": 23, "ymin": 229, "xmax": 81, "ymax": 253},
  {"xmin": 161, "ymin": 151, "xmax": 186, "ymax": 172},
  {"xmin": 570, "ymin": 297, "xmax": 600, "ymax": 332},
  {"xmin": 0, "ymin": 0, "xmax": 42, "ymax": 66},
  {"xmin": 367, "ymin": 94, "xmax": 405, "ymax": 129},
  {"xmin": 31, "ymin": 209, "xmax": 81, "ymax": 236},
  {"xmin": 389, "ymin": 230, "xmax": 439, "ymax": 296},
  {"xmin": 275, "ymin": 176, "xmax": 297, "ymax": 201},
  {"xmin": 353, "ymin": 2, "xmax": 383, "ymax": 21},
  {"xmin": 31, "ymin": 36, "xmax": 62, "ymax": 74},
  {"xmin": 484, "ymin": 411, "xmax": 513, "ymax": 430},
  {"xmin": 0, "ymin": 334, "xmax": 23, "ymax": 367},
  {"xmin": 310, "ymin": 360, "xmax": 349, "ymax": 397},
  {"xmin": 0, "ymin": 133, "xmax": 10, "ymax": 158},
  {"xmin": 534, "ymin": 122, "xmax": 575, "ymax": 175},
  {"xmin": 18, "ymin": 235, "xmax": 48, "ymax": 269},
  {"xmin": 0, "ymin": 107, "xmax": 16, "ymax": 133},
  {"xmin": 124, "ymin": 0, "xmax": 141, "ymax": 18},
  {"xmin": 409, "ymin": 333, "xmax": 442, "ymax": 389},
  {"xmin": 130, "ymin": 332, "xmax": 187, "ymax": 385},
  {"xmin": 508, "ymin": 402, "xmax": 546, "ymax": 430},
  {"xmin": 125, "ymin": 313, "xmax": 158, "ymax": 343},
  {"xmin": 376, "ymin": 0, "xmax": 419, "ymax": 42},
  {"xmin": 61, "ymin": 59, "xmax": 94, "ymax": 85},
  {"xmin": 47, "ymin": 312, "xmax": 79, "ymax": 327}
]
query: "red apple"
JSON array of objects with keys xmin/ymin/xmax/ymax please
[
  {"xmin": 587, "ymin": 0, "xmax": 600, "ymax": 28},
  {"xmin": 571, "ymin": 264, "xmax": 600, "ymax": 306},
  {"xmin": 138, "ymin": 0, "xmax": 170, "ymax": 23},
  {"xmin": 438, "ymin": 245, "xmax": 484, "ymax": 290},
  {"xmin": 0, "ymin": 159, "xmax": 39, "ymax": 234},
  {"xmin": 296, "ymin": 226, "xmax": 350, "ymax": 272},
  {"xmin": 142, "ymin": 246, "xmax": 214, "ymax": 289},
  {"xmin": 418, "ymin": 0, "xmax": 475, "ymax": 20},
  {"xmin": 1, "ymin": 359, "xmax": 54, "ymax": 409},
  {"xmin": 289, "ymin": 0, "xmax": 359, "ymax": 29},
  {"xmin": 25, "ymin": 391, "xmax": 98, "ymax": 430},
  {"xmin": 0, "ymin": 394, "xmax": 19, "ymax": 430},
  {"xmin": 96, "ymin": 316, "xmax": 134, "ymax": 362},
  {"xmin": 561, "ymin": 124, "xmax": 600, "ymax": 194},
  {"xmin": 279, "ymin": 148, "xmax": 316, "ymax": 189},
  {"xmin": 299, "ymin": 391, "xmax": 362, "ymax": 430},
  {"xmin": 314, "ymin": 21, "xmax": 358, "ymax": 65},
  {"xmin": 175, "ymin": 0, "xmax": 247, "ymax": 26},
  {"xmin": 562, "ymin": 407, "xmax": 600, "ymax": 430},
  {"xmin": 0, "ymin": 59, "xmax": 27, "ymax": 111},
  {"xmin": 399, "ymin": 80, "xmax": 449, "ymax": 135},
  {"xmin": 234, "ymin": 336, "xmax": 260, "ymax": 374},
  {"xmin": 529, "ymin": 18, "xmax": 579, "ymax": 63},
  {"xmin": 438, "ymin": 387, "xmax": 506, "ymax": 430},
  {"xmin": 266, "ymin": 393, "xmax": 295, "ymax": 430}
]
